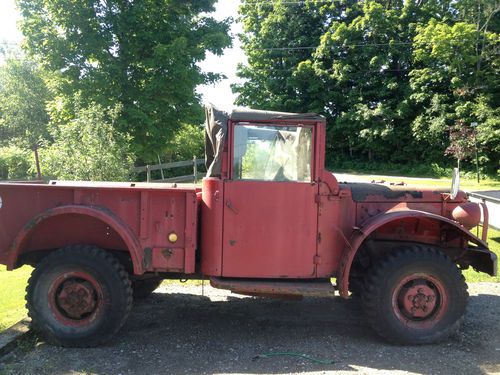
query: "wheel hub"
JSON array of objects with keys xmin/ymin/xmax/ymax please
[
  {"xmin": 401, "ymin": 284, "xmax": 437, "ymax": 318},
  {"xmin": 56, "ymin": 280, "xmax": 97, "ymax": 319}
]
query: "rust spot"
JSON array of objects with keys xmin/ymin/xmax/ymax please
[
  {"xmin": 142, "ymin": 247, "xmax": 152, "ymax": 269},
  {"xmin": 161, "ymin": 249, "xmax": 173, "ymax": 258},
  {"xmin": 345, "ymin": 183, "xmax": 423, "ymax": 202}
]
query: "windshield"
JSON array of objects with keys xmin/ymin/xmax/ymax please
[{"xmin": 233, "ymin": 124, "xmax": 312, "ymax": 182}]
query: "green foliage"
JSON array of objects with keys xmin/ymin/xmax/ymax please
[
  {"xmin": 241, "ymin": 142, "xmax": 269, "ymax": 179},
  {"xmin": 0, "ymin": 53, "xmax": 51, "ymax": 150},
  {"xmin": 0, "ymin": 146, "xmax": 34, "ymax": 180},
  {"xmin": 41, "ymin": 103, "xmax": 135, "ymax": 181},
  {"xmin": 235, "ymin": 0, "xmax": 500, "ymax": 176},
  {"xmin": 17, "ymin": 0, "xmax": 232, "ymax": 160},
  {"xmin": 0, "ymin": 52, "xmax": 52, "ymax": 177},
  {"xmin": 164, "ymin": 123, "xmax": 205, "ymax": 162}
]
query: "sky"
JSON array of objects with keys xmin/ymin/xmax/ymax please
[{"xmin": 0, "ymin": 0, "xmax": 246, "ymax": 112}]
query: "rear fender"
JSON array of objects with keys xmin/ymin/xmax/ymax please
[
  {"xmin": 338, "ymin": 209, "xmax": 494, "ymax": 298},
  {"xmin": 6, "ymin": 205, "xmax": 143, "ymax": 274}
]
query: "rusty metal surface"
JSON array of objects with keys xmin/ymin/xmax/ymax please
[
  {"xmin": 221, "ymin": 179, "xmax": 318, "ymax": 278},
  {"xmin": 210, "ymin": 277, "xmax": 335, "ymax": 297},
  {"xmin": 200, "ymin": 178, "xmax": 224, "ymax": 276},
  {"xmin": 0, "ymin": 184, "xmax": 198, "ymax": 275},
  {"xmin": 345, "ymin": 182, "xmax": 467, "ymax": 203},
  {"xmin": 336, "ymin": 208, "xmax": 492, "ymax": 298}
]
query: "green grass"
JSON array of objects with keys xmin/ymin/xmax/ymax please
[
  {"xmin": 1, "ymin": 228, "xmax": 499, "ymax": 331},
  {"xmin": 0, "ymin": 265, "xmax": 32, "ymax": 331},
  {"xmin": 333, "ymin": 172, "xmax": 500, "ymax": 192},
  {"xmin": 463, "ymin": 227, "xmax": 500, "ymax": 282}
]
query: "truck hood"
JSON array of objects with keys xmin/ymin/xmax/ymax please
[{"xmin": 342, "ymin": 182, "xmax": 467, "ymax": 203}]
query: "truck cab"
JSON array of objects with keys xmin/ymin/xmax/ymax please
[{"xmin": 202, "ymin": 107, "xmax": 338, "ymax": 279}]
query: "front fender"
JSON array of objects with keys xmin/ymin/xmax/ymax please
[{"xmin": 337, "ymin": 209, "xmax": 492, "ymax": 298}]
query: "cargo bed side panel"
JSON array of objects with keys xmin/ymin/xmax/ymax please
[{"xmin": 0, "ymin": 183, "xmax": 198, "ymax": 274}]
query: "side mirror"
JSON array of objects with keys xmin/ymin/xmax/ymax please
[{"xmin": 451, "ymin": 167, "xmax": 460, "ymax": 199}]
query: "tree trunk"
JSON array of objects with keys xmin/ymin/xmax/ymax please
[{"xmin": 34, "ymin": 146, "xmax": 42, "ymax": 180}]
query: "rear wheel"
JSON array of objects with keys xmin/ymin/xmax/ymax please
[
  {"xmin": 26, "ymin": 245, "xmax": 133, "ymax": 347},
  {"xmin": 361, "ymin": 245, "xmax": 468, "ymax": 344}
]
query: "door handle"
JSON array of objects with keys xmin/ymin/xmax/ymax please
[{"xmin": 226, "ymin": 200, "xmax": 239, "ymax": 214}]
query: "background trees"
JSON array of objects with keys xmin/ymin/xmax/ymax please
[
  {"xmin": 0, "ymin": 0, "xmax": 497, "ymax": 180},
  {"xmin": 0, "ymin": 53, "xmax": 52, "ymax": 178},
  {"xmin": 234, "ymin": 0, "xmax": 500, "ymax": 176},
  {"xmin": 17, "ymin": 0, "xmax": 231, "ymax": 161},
  {"xmin": 0, "ymin": 0, "xmax": 229, "ymax": 181}
]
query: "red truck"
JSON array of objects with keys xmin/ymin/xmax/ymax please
[{"xmin": 0, "ymin": 107, "xmax": 495, "ymax": 347}]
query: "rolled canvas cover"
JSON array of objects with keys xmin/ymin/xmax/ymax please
[{"xmin": 204, "ymin": 104, "xmax": 229, "ymax": 177}]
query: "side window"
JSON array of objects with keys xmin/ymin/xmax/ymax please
[{"xmin": 233, "ymin": 124, "xmax": 312, "ymax": 182}]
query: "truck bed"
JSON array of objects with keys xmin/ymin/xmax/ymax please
[{"xmin": 0, "ymin": 181, "xmax": 199, "ymax": 274}]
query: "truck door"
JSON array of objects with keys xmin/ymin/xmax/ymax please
[{"xmin": 222, "ymin": 123, "xmax": 318, "ymax": 278}]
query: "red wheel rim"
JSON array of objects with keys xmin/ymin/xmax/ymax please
[
  {"xmin": 392, "ymin": 273, "xmax": 448, "ymax": 329},
  {"xmin": 48, "ymin": 270, "xmax": 104, "ymax": 327}
]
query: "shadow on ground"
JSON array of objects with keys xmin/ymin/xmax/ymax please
[{"xmin": 1, "ymin": 284, "xmax": 499, "ymax": 375}]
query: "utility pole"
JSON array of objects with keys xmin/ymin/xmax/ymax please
[{"xmin": 471, "ymin": 122, "xmax": 480, "ymax": 183}]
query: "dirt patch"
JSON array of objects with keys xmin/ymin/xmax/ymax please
[{"xmin": 1, "ymin": 282, "xmax": 499, "ymax": 375}]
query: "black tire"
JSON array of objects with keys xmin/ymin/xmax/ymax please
[
  {"xmin": 348, "ymin": 276, "xmax": 364, "ymax": 297},
  {"xmin": 132, "ymin": 278, "xmax": 163, "ymax": 299},
  {"xmin": 361, "ymin": 245, "xmax": 468, "ymax": 345},
  {"xmin": 26, "ymin": 245, "xmax": 133, "ymax": 347}
]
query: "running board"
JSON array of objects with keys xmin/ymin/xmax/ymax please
[{"xmin": 210, "ymin": 277, "xmax": 336, "ymax": 298}]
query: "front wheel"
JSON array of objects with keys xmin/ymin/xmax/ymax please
[
  {"xmin": 361, "ymin": 245, "xmax": 468, "ymax": 345},
  {"xmin": 26, "ymin": 245, "xmax": 133, "ymax": 347}
]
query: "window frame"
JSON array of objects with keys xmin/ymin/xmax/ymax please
[{"xmin": 228, "ymin": 120, "xmax": 316, "ymax": 183}]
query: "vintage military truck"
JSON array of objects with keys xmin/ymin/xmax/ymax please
[{"xmin": 0, "ymin": 106, "xmax": 495, "ymax": 347}]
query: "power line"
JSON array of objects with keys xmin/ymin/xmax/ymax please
[
  {"xmin": 244, "ymin": 0, "xmax": 342, "ymax": 4},
  {"xmin": 252, "ymin": 42, "xmax": 414, "ymax": 51}
]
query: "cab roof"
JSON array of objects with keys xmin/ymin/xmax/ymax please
[{"xmin": 230, "ymin": 108, "xmax": 324, "ymax": 122}]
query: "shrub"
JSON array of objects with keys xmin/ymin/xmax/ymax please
[
  {"xmin": 41, "ymin": 104, "xmax": 135, "ymax": 181},
  {"xmin": 0, "ymin": 146, "xmax": 34, "ymax": 180}
]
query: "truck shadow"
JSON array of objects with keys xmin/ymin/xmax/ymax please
[{"xmin": 2, "ymin": 289, "xmax": 499, "ymax": 375}]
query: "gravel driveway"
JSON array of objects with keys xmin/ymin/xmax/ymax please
[{"xmin": 1, "ymin": 282, "xmax": 499, "ymax": 375}]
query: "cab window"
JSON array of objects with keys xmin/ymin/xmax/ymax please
[{"xmin": 233, "ymin": 124, "xmax": 312, "ymax": 182}]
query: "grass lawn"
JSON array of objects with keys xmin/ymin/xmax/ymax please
[
  {"xmin": 0, "ymin": 229, "xmax": 499, "ymax": 332},
  {"xmin": 333, "ymin": 172, "xmax": 500, "ymax": 192},
  {"xmin": 464, "ymin": 227, "xmax": 500, "ymax": 282},
  {"xmin": 0, "ymin": 265, "xmax": 32, "ymax": 331}
]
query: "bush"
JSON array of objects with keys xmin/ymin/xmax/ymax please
[
  {"xmin": 164, "ymin": 123, "xmax": 204, "ymax": 162},
  {"xmin": 41, "ymin": 104, "xmax": 135, "ymax": 181},
  {"xmin": 0, "ymin": 146, "xmax": 34, "ymax": 180}
]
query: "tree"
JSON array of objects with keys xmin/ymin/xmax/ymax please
[
  {"xmin": 0, "ymin": 53, "xmax": 52, "ymax": 178},
  {"xmin": 233, "ymin": 0, "xmax": 335, "ymax": 112},
  {"xmin": 164, "ymin": 123, "xmax": 204, "ymax": 162},
  {"xmin": 18, "ymin": 0, "xmax": 231, "ymax": 160},
  {"xmin": 41, "ymin": 101, "xmax": 134, "ymax": 181},
  {"xmin": 445, "ymin": 121, "xmax": 476, "ymax": 169},
  {"xmin": 411, "ymin": 19, "xmax": 499, "ymax": 173},
  {"xmin": 235, "ymin": 0, "xmax": 500, "ymax": 174}
]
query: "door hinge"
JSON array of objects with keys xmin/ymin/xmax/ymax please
[
  {"xmin": 317, "ymin": 232, "xmax": 322, "ymax": 243},
  {"xmin": 313, "ymin": 255, "xmax": 321, "ymax": 265}
]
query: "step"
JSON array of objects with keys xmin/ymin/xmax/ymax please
[{"xmin": 210, "ymin": 277, "xmax": 336, "ymax": 298}]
